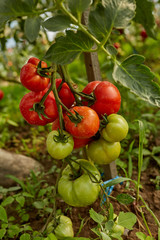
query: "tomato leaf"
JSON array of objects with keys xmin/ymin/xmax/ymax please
[
  {"xmin": 68, "ymin": 0, "xmax": 92, "ymax": 15},
  {"xmin": 113, "ymin": 54, "xmax": 160, "ymax": 107},
  {"xmin": 88, "ymin": 0, "xmax": 136, "ymax": 40},
  {"xmin": 117, "ymin": 212, "xmax": 137, "ymax": 230},
  {"xmin": 42, "ymin": 15, "xmax": 71, "ymax": 32},
  {"xmin": 89, "ymin": 208, "xmax": 105, "ymax": 224},
  {"xmin": 24, "ymin": 16, "xmax": 41, "ymax": 42},
  {"xmin": 116, "ymin": 193, "xmax": 135, "ymax": 205},
  {"xmin": 44, "ymin": 30, "xmax": 94, "ymax": 65},
  {"xmin": 100, "ymin": 232, "xmax": 111, "ymax": 240},
  {"xmin": 0, "ymin": 0, "xmax": 34, "ymax": 28},
  {"xmin": 134, "ymin": 0, "xmax": 156, "ymax": 39},
  {"xmin": 0, "ymin": 206, "xmax": 8, "ymax": 223},
  {"xmin": 20, "ymin": 233, "xmax": 31, "ymax": 240}
]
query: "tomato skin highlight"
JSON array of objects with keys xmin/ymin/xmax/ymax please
[
  {"xmin": 19, "ymin": 90, "xmax": 58, "ymax": 125},
  {"xmin": 101, "ymin": 114, "xmax": 129, "ymax": 142},
  {"xmin": 47, "ymin": 215, "xmax": 74, "ymax": 239},
  {"xmin": 52, "ymin": 118, "xmax": 91, "ymax": 149},
  {"xmin": 46, "ymin": 130, "xmax": 74, "ymax": 159},
  {"xmin": 87, "ymin": 138, "xmax": 121, "ymax": 165},
  {"xmin": 83, "ymin": 81, "xmax": 121, "ymax": 118},
  {"xmin": 0, "ymin": 90, "xmax": 4, "ymax": 100},
  {"xmin": 58, "ymin": 159, "xmax": 101, "ymax": 207},
  {"xmin": 64, "ymin": 106, "xmax": 100, "ymax": 139},
  {"xmin": 20, "ymin": 57, "xmax": 50, "ymax": 92},
  {"xmin": 56, "ymin": 79, "xmax": 75, "ymax": 108}
]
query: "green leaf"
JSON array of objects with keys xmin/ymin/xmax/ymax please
[
  {"xmin": 0, "ymin": 206, "xmax": 8, "ymax": 223},
  {"xmin": 33, "ymin": 201, "xmax": 45, "ymax": 209},
  {"xmin": 89, "ymin": 208, "xmax": 105, "ymax": 224},
  {"xmin": 68, "ymin": 0, "xmax": 91, "ymax": 15},
  {"xmin": 116, "ymin": 193, "xmax": 135, "ymax": 205},
  {"xmin": 0, "ymin": 229, "xmax": 6, "ymax": 239},
  {"xmin": 62, "ymin": 238, "xmax": 90, "ymax": 240},
  {"xmin": 136, "ymin": 232, "xmax": 147, "ymax": 240},
  {"xmin": 0, "ymin": 0, "xmax": 34, "ymax": 28},
  {"xmin": 16, "ymin": 196, "xmax": 25, "ymax": 207},
  {"xmin": 134, "ymin": 0, "xmax": 156, "ymax": 39},
  {"xmin": 8, "ymin": 225, "xmax": 20, "ymax": 238},
  {"xmin": 24, "ymin": 16, "xmax": 41, "ymax": 42},
  {"xmin": 118, "ymin": 212, "xmax": 137, "ymax": 230},
  {"xmin": 44, "ymin": 233, "xmax": 57, "ymax": 240},
  {"xmin": 89, "ymin": 0, "xmax": 136, "ymax": 40},
  {"xmin": 100, "ymin": 232, "xmax": 111, "ymax": 240},
  {"xmin": 105, "ymin": 220, "xmax": 114, "ymax": 231},
  {"xmin": 1, "ymin": 196, "xmax": 14, "ymax": 207},
  {"xmin": 113, "ymin": 54, "xmax": 160, "ymax": 107},
  {"xmin": 7, "ymin": 119, "xmax": 18, "ymax": 127},
  {"xmin": 103, "ymin": 177, "xmax": 130, "ymax": 188},
  {"xmin": 20, "ymin": 233, "xmax": 31, "ymax": 240},
  {"xmin": 44, "ymin": 30, "xmax": 94, "ymax": 65},
  {"xmin": 6, "ymin": 175, "xmax": 25, "ymax": 191},
  {"xmin": 42, "ymin": 15, "xmax": 71, "ymax": 32}
]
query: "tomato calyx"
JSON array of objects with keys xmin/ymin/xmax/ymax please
[
  {"xmin": 37, "ymin": 61, "xmax": 51, "ymax": 78},
  {"xmin": 29, "ymin": 102, "xmax": 51, "ymax": 120},
  {"xmin": 81, "ymin": 92, "xmax": 95, "ymax": 106},
  {"xmin": 66, "ymin": 110, "xmax": 83, "ymax": 126},
  {"xmin": 53, "ymin": 129, "xmax": 70, "ymax": 144},
  {"xmin": 100, "ymin": 114, "xmax": 109, "ymax": 129}
]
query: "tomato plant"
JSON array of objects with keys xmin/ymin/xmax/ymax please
[
  {"xmin": 83, "ymin": 81, "xmax": 121, "ymax": 117},
  {"xmin": 46, "ymin": 130, "xmax": 74, "ymax": 159},
  {"xmin": 64, "ymin": 106, "xmax": 100, "ymax": 139},
  {"xmin": 47, "ymin": 215, "xmax": 74, "ymax": 239},
  {"xmin": 0, "ymin": 90, "xmax": 4, "ymax": 100},
  {"xmin": 19, "ymin": 89, "xmax": 58, "ymax": 125},
  {"xmin": 58, "ymin": 159, "xmax": 100, "ymax": 207},
  {"xmin": 101, "ymin": 114, "xmax": 129, "ymax": 142},
  {"xmin": 87, "ymin": 138, "xmax": 121, "ymax": 165},
  {"xmin": 20, "ymin": 57, "xmax": 50, "ymax": 92}
]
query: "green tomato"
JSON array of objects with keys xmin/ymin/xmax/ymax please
[
  {"xmin": 87, "ymin": 138, "xmax": 121, "ymax": 165},
  {"xmin": 58, "ymin": 159, "xmax": 101, "ymax": 207},
  {"xmin": 101, "ymin": 114, "xmax": 129, "ymax": 142},
  {"xmin": 47, "ymin": 216, "xmax": 74, "ymax": 240},
  {"xmin": 46, "ymin": 130, "xmax": 74, "ymax": 159}
]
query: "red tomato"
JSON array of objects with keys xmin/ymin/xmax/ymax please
[
  {"xmin": 140, "ymin": 30, "xmax": 148, "ymax": 41},
  {"xmin": 55, "ymin": 79, "xmax": 75, "ymax": 108},
  {"xmin": 20, "ymin": 57, "xmax": 50, "ymax": 92},
  {"xmin": 52, "ymin": 118, "xmax": 91, "ymax": 149},
  {"xmin": 82, "ymin": 81, "xmax": 100, "ymax": 106},
  {"xmin": 20, "ymin": 89, "xmax": 58, "ymax": 125},
  {"xmin": 64, "ymin": 106, "xmax": 100, "ymax": 139},
  {"xmin": 83, "ymin": 81, "xmax": 121, "ymax": 118},
  {"xmin": 0, "ymin": 90, "xmax": 4, "ymax": 100}
]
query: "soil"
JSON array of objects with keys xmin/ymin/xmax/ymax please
[{"xmin": 1, "ymin": 124, "xmax": 160, "ymax": 239}]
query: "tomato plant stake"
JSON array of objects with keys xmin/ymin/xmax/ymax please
[{"xmin": 82, "ymin": 10, "xmax": 118, "ymax": 180}]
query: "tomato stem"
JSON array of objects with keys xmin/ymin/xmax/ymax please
[{"xmin": 65, "ymin": 158, "xmax": 81, "ymax": 179}]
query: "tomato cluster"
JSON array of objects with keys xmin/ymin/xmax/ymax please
[{"xmin": 19, "ymin": 57, "xmax": 129, "ymax": 208}]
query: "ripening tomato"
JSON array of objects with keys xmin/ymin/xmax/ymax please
[
  {"xmin": 20, "ymin": 57, "xmax": 50, "ymax": 92},
  {"xmin": 101, "ymin": 114, "xmax": 129, "ymax": 142},
  {"xmin": 82, "ymin": 81, "xmax": 121, "ymax": 118},
  {"xmin": 0, "ymin": 90, "xmax": 4, "ymax": 100},
  {"xmin": 58, "ymin": 159, "xmax": 101, "ymax": 207},
  {"xmin": 52, "ymin": 118, "xmax": 91, "ymax": 149},
  {"xmin": 19, "ymin": 89, "xmax": 58, "ymax": 125},
  {"xmin": 56, "ymin": 79, "xmax": 75, "ymax": 108},
  {"xmin": 64, "ymin": 106, "xmax": 100, "ymax": 139},
  {"xmin": 87, "ymin": 138, "xmax": 121, "ymax": 165},
  {"xmin": 47, "ymin": 216, "xmax": 74, "ymax": 239}
]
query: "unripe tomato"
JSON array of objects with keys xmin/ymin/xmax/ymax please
[
  {"xmin": 101, "ymin": 114, "xmax": 129, "ymax": 142},
  {"xmin": 19, "ymin": 89, "xmax": 58, "ymax": 125},
  {"xmin": 56, "ymin": 79, "xmax": 75, "ymax": 108},
  {"xmin": 47, "ymin": 216, "xmax": 74, "ymax": 239},
  {"xmin": 83, "ymin": 81, "xmax": 121, "ymax": 118},
  {"xmin": 58, "ymin": 159, "xmax": 101, "ymax": 207},
  {"xmin": 87, "ymin": 138, "xmax": 121, "ymax": 165},
  {"xmin": 0, "ymin": 90, "xmax": 4, "ymax": 100},
  {"xmin": 46, "ymin": 130, "xmax": 74, "ymax": 159},
  {"xmin": 64, "ymin": 106, "xmax": 100, "ymax": 139},
  {"xmin": 20, "ymin": 57, "xmax": 50, "ymax": 92}
]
